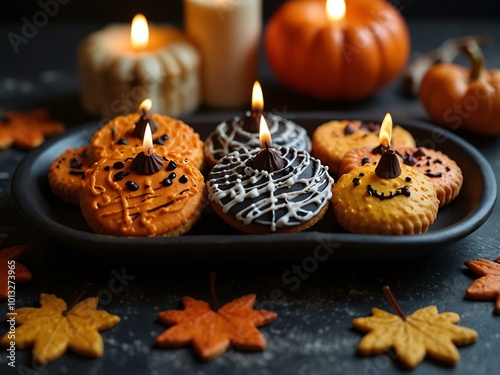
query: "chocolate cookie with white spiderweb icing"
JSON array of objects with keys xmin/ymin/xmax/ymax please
[
  {"xmin": 207, "ymin": 147, "xmax": 334, "ymax": 233},
  {"xmin": 204, "ymin": 112, "xmax": 311, "ymax": 167}
]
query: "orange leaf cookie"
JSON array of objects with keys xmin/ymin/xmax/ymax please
[
  {"xmin": 353, "ymin": 287, "xmax": 477, "ymax": 369},
  {"xmin": 0, "ymin": 246, "xmax": 32, "ymax": 301},
  {"xmin": 0, "ymin": 108, "xmax": 64, "ymax": 150},
  {"xmin": 0, "ymin": 293, "xmax": 120, "ymax": 365},
  {"xmin": 464, "ymin": 257, "xmax": 500, "ymax": 314},
  {"xmin": 156, "ymin": 294, "xmax": 277, "ymax": 361}
]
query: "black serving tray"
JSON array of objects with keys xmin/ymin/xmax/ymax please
[{"xmin": 11, "ymin": 113, "xmax": 497, "ymax": 263}]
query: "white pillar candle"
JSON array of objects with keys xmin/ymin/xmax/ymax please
[
  {"xmin": 184, "ymin": 0, "xmax": 262, "ymax": 108},
  {"xmin": 78, "ymin": 15, "xmax": 201, "ymax": 119}
]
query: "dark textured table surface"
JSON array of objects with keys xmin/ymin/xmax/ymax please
[{"xmin": 1, "ymin": 16, "xmax": 500, "ymax": 375}]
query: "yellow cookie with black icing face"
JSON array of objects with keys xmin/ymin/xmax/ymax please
[
  {"xmin": 331, "ymin": 163, "xmax": 439, "ymax": 235},
  {"xmin": 88, "ymin": 113, "xmax": 204, "ymax": 170},
  {"xmin": 80, "ymin": 145, "xmax": 206, "ymax": 237}
]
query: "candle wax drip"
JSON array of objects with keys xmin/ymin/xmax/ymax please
[
  {"xmin": 132, "ymin": 111, "xmax": 159, "ymax": 139},
  {"xmin": 375, "ymin": 149, "xmax": 402, "ymax": 179},
  {"xmin": 241, "ymin": 111, "xmax": 262, "ymax": 133},
  {"xmin": 131, "ymin": 152, "xmax": 163, "ymax": 175},
  {"xmin": 251, "ymin": 144, "xmax": 286, "ymax": 172}
]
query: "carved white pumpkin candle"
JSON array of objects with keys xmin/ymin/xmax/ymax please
[{"xmin": 78, "ymin": 14, "xmax": 201, "ymax": 119}]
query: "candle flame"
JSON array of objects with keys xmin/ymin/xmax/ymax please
[
  {"xmin": 326, "ymin": 0, "xmax": 346, "ymax": 22},
  {"xmin": 143, "ymin": 123, "xmax": 153, "ymax": 155},
  {"xmin": 259, "ymin": 115, "xmax": 272, "ymax": 149},
  {"xmin": 379, "ymin": 113, "xmax": 393, "ymax": 148},
  {"xmin": 140, "ymin": 98, "xmax": 152, "ymax": 112},
  {"xmin": 252, "ymin": 81, "xmax": 264, "ymax": 113},
  {"xmin": 131, "ymin": 14, "xmax": 149, "ymax": 51}
]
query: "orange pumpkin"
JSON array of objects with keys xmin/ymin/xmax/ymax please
[
  {"xmin": 419, "ymin": 42, "xmax": 500, "ymax": 135},
  {"xmin": 264, "ymin": 0, "xmax": 410, "ymax": 100}
]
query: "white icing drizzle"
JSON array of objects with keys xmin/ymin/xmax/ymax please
[
  {"xmin": 205, "ymin": 112, "xmax": 311, "ymax": 162},
  {"xmin": 207, "ymin": 147, "xmax": 334, "ymax": 231}
]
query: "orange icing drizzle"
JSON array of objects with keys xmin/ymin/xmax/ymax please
[
  {"xmin": 89, "ymin": 114, "xmax": 204, "ymax": 168},
  {"xmin": 82, "ymin": 146, "xmax": 205, "ymax": 236}
]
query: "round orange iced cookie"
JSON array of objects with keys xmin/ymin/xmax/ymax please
[
  {"xmin": 332, "ymin": 163, "xmax": 439, "ymax": 235},
  {"xmin": 48, "ymin": 146, "xmax": 92, "ymax": 205},
  {"xmin": 88, "ymin": 113, "xmax": 204, "ymax": 169},
  {"xmin": 80, "ymin": 146, "xmax": 206, "ymax": 237},
  {"xmin": 311, "ymin": 120, "xmax": 415, "ymax": 174},
  {"xmin": 396, "ymin": 147, "xmax": 463, "ymax": 207}
]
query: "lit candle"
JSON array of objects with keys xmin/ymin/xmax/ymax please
[
  {"xmin": 132, "ymin": 98, "xmax": 158, "ymax": 138},
  {"xmin": 203, "ymin": 79, "xmax": 311, "ymax": 167},
  {"xmin": 241, "ymin": 81, "xmax": 264, "ymax": 133},
  {"xmin": 130, "ymin": 14, "xmax": 149, "ymax": 51},
  {"xmin": 375, "ymin": 113, "xmax": 402, "ymax": 179},
  {"xmin": 78, "ymin": 14, "xmax": 201, "ymax": 118},
  {"xmin": 184, "ymin": 0, "xmax": 262, "ymax": 108},
  {"xmin": 326, "ymin": 0, "xmax": 346, "ymax": 22},
  {"xmin": 251, "ymin": 115, "xmax": 286, "ymax": 172},
  {"xmin": 131, "ymin": 124, "xmax": 164, "ymax": 175}
]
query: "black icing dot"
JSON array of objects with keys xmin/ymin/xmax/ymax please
[
  {"xmin": 104, "ymin": 166, "xmax": 110, "ymax": 171},
  {"xmin": 125, "ymin": 181, "xmax": 139, "ymax": 191},
  {"xmin": 413, "ymin": 148, "xmax": 426, "ymax": 157},
  {"xmin": 117, "ymin": 138, "xmax": 129, "ymax": 145},
  {"xmin": 154, "ymin": 134, "xmax": 169, "ymax": 145},
  {"xmin": 113, "ymin": 161, "xmax": 125, "ymax": 169},
  {"xmin": 352, "ymin": 177, "xmax": 360, "ymax": 187},
  {"xmin": 344, "ymin": 124, "xmax": 355, "ymax": 135},
  {"xmin": 405, "ymin": 176, "xmax": 412, "ymax": 182},
  {"xmin": 361, "ymin": 157, "xmax": 370, "ymax": 165},
  {"xmin": 179, "ymin": 175, "xmax": 188, "ymax": 183},
  {"xmin": 359, "ymin": 172, "xmax": 365, "ymax": 177},
  {"xmin": 113, "ymin": 171, "xmax": 129, "ymax": 182},
  {"xmin": 168, "ymin": 172, "xmax": 177, "ymax": 180},
  {"xmin": 166, "ymin": 160, "xmax": 177, "ymax": 171},
  {"xmin": 161, "ymin": 178, "xmax": 173, "ymax": 187},
  {"xmin": 69, "ymin": 158, "xmax": 82, "ymax": 169}
]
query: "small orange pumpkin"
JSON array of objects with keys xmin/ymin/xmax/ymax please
[
  {"xmin": 419, "ymin": 42, "xmax": 500, "ymax": 135},
  {"xmin": 264, "ymin": 0, "xmax": 410, "ymax": 100}
]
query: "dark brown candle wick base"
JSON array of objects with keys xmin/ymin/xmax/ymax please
[
  {"xmin": 241, "ymin": 110, "xmax": 263, "ymax": 133},
  {"xmin": 383, "ymin": 285, "xmax": 406, "ymax": 320},
  {"xmin": 210, "ymin": 272, "xmax": 219, "ymax": 312},
  {"xmin": 251, "ymin": 143, "xmax": 286, "ymax": 172},
  {"xmin": 132, "ymin": 110, "xmax": 158, "ymax": 138},
  {"xmin": 131, "ymin": 152, "xmax": 163, "ymax": 175},
  {"xmin": 375, "ymin": 149, "xmax": 402, "ymax": 179}
]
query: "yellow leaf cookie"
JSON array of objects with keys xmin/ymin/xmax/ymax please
[
  {"xmin": 353, "ymin": 305, "xmax": 478, "ymax": 368},
  {"xmin": 1, "ymin": 293, "xmax": 120, "ymax": 365}
]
